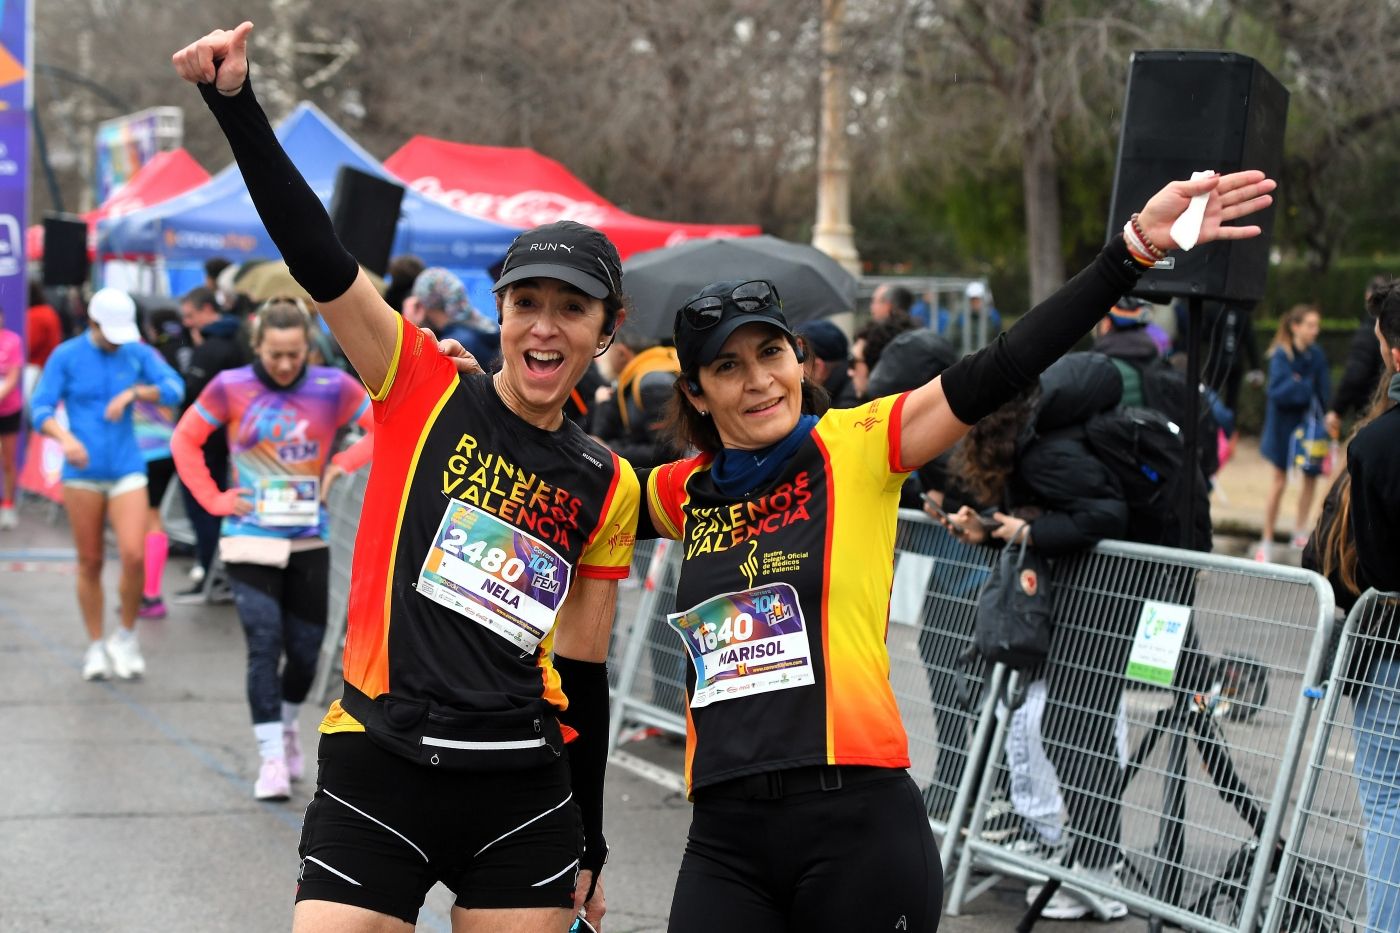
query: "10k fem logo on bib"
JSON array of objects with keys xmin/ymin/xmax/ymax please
[
  {"xmin": 668, "ymin": 582, "xmax": 814, "ymax": 708},
  {"xmin": 416, "ymin": 500, "xmax": 572, "ymax": 653}
]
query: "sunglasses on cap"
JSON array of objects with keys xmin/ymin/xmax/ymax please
[{"xmin": 679, "ymin": 281, "xmax": 782, "ymax": 331}]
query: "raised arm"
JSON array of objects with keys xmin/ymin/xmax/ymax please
[
  {"xmin": 898, "ymin": 170, "xmax": 1277, "ymax": 469},
  {"xmin": 171, "ymin": 23, "xmax": 398, "ymax": 394}
]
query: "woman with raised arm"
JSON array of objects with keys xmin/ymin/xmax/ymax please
[
  {"xmin": 174, "ymin": 23, "xmax": 638, "ymax": 933},
  {"xmin": 639, "ymin": 174, "xmax": 1274, "ymax": 932}
]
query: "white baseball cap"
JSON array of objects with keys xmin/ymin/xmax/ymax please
[
  {"xmin": 88, "ymin": 288, "xmax": 141, "ymax": 345},
  {"xmin": 965, "ymin": 281, "xmax": 987, "ymax": 300}
]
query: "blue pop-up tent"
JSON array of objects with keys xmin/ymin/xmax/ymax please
[{"xmin": 98, "ymin": 101, "xmax": 521, "ymax": 298}]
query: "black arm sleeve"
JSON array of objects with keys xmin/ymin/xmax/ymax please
[
  {"xmin": 197, "ymin": 80, "xmax": 358, "ymax": 303},
  {"xmin": 553, "ymin": 654, "xmax": 610, "ymax": 891},
  {"xmin": 940, "ymin": 237, "xmax": 1142, "ymax": 425}
]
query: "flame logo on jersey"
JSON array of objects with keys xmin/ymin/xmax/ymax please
[{"xmin": 739, "ymin": 540, "xmax": 759, "ymax": 589}]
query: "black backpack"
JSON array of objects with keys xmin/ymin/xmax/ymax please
[
  {"xmin": 1137, "ymin": 360, "xmax": 1222, "ymax": 478},
  {"xmin": 1078, "ymin": 405, "xmax": 1213, "ymax": 551}
]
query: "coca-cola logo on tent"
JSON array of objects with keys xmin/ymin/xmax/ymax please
[{"xmin": 409, "ymin": 176, "xmax": 610, "ymax": 228}]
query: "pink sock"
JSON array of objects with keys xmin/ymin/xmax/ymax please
[{"xmin": 144, "ymin": 531, "xmax": 169, "ymax": 599}]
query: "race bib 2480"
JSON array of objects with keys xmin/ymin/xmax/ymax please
[
  {"xmin": 667, "ymin": 582, "xmax": 814, "ymax": 709},
  {"xmin": 416, "ymin": 500, "xmax": 572, "ymax": 653}
]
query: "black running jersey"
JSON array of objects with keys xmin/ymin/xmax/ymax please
[
  {"xmin": 647, "ymin": 394, "xmax": 914, "ymax": 792},
  {"xmin": 322, "ymin": 319, "xmax": 639, "ymax": 733}
]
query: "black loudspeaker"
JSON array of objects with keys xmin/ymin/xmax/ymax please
[
  {"xmin": 1106, "ymin": 50, "xmax": 1289, "ymax": 304},
  {"xmin": 328, "ymin": 166, "xmax": 405, "ymax": 278},
  {"xmin": 42, "ymin": 215, "xmax": 89, "ymax": 286}
]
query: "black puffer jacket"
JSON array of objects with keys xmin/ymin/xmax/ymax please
[{"xmin": 1007, "ymin": 352, "xmax": 1130, "ymax": 555}]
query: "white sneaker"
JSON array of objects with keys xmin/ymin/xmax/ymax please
[
  {"xmin": 0, "ymin": 505, "xmax": 17, "ymax": 530},
  {"xmin": 189, "ymin": 563, "xmax": 206, "ymax": 584},
  {"xmin": 254, "ymin": 757, "xmax": 292, "ymax": 801},
  {"xmin": 106, "ymin": 630, "xmax": 145, "ymax": 679},
  {"xmin": 284, "ymin": 729, "xmax": 305, "ymax": 782},
  {"xmin": 1027, "ymin": 867, "xmax": 1128, "ymax": 921},
  {"xmin": 1252, "ymin": 542, "xmax": 1272, "ymax": 563},
  {"xmin": 82, "ymin": 642, "xmax": 111, "ymax": 681}
]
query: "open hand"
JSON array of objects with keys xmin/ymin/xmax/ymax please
[
  {"xmin": 1137, "ymin": 170, "xmax": 1277, "ymax": 251},
  {"xmin": 172, "ymin": 21, "xmax": 254, "ymax": 96}
]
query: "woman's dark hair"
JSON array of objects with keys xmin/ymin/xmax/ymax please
[
  {"xmin": 946, "ymin": 387, "xmax": 1039, "ymax": 506},
  {"xmin": 663, "ymin": 375, "xmax": 830, "ymax": 455},
  {"xmin": 1315, "ymin": 374, "xmax": 1397, "ymax": 598},
  {"xmin": 1366, "ymin": 278, "xmax": 1400, "ymax": 352}
]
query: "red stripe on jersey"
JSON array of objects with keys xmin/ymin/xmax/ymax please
[
  {"xmin": 812, "ymin": 430, "xmax": 840, "ymax": 762},
  {"xmin": 887, "ymin": 391, "xmax": 913, "ymax": 473}
]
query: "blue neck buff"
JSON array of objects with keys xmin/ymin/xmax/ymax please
[{"xmin": 710, "ymin": 413, "xmax": 820, "ymax": 498}]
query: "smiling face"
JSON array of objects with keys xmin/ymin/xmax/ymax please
[
  {"xmin": 495, "ymin": 278, "xmax": 620, "ymax": 429},
  {"xmin": 685, "ymin": 322, "xmax": 804, "ymax": 451}
]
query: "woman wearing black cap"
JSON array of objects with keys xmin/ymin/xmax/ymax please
[
  {"xmin": 176, "ymin": 24, "xmax": 635, "ymax": 933},
  {"xmin": 642, "ymin": 175, "xmax": 1275, "ymax": 931}
]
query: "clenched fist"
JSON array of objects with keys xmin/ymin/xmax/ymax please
[{"xmin": 171, "ymin": 21, "xmax": 255, "ymax": 96}]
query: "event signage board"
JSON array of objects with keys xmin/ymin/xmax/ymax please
[
  {"xmin": 0, "ymin": 0, "xmax": 29, "ymax": 337},
  {"xmin": 95, "ymin": 107, "xmax": 183, "ymax": 204}
]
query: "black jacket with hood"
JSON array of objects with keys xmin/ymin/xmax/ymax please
[{"xmin": 1004, "ymin": 352, "xmax": 1130, "ymax": 555}]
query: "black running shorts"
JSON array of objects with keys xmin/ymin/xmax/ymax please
[
  {"xmin": 145, "ymin": 457, "xmax": 175, "ymax": 510},
  {"xmin": 296, "ymin": 731, "xmax": 582, "ymax": 922},
  {"xmin": 669, "ymin": 767, "xmax": 942, "ymax": 932}
]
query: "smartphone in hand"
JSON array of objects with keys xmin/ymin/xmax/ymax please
[{"xmin": 922, "ymin": 494, "xmax": 964, "ymax": 535}]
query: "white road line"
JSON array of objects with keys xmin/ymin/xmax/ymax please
[{"xmin": 609, "ymin": 750, "xmax": 687, "ymax": 794}]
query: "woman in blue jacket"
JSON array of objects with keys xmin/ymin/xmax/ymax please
[
  {"xmin": 1257, "ymin": 303, "xmax": 1331, "ymax": 561},
  {"xmin": 30, "ymin": 289, "xmax": 184, "ymax": 681}
]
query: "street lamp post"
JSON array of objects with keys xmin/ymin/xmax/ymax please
[{"xmin": 811, "ymin": 0, "xmax": 861, "ymax": 279}]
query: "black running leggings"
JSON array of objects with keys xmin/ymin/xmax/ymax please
[{"xmin": 668, "ymin": 770, "xmax": 941, "ymax": 932}]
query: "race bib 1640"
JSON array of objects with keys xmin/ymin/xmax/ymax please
[{"xmin": 668, "ymin": 582, "xmax": 814, "ymax": 708}]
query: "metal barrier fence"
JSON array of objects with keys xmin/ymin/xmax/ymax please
[
  {"xmin": 1264, "ymin": 589, "xmax": 1400, "ymax": 933},
  {"xmin": 946, "ymin": 537, "xmax": 1334, "ymax": 933},
  {"xmin": 311, "ymin": 467, "xmax": 368, "ymax": 704}
]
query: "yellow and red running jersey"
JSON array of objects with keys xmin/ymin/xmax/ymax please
[
  {"xmin": 322, "ymin": 318, "xmax": 639, "ymax": 734},
  {"xmin": 647, "ymin": 393, "xmax": 914, "ymax": 793}
]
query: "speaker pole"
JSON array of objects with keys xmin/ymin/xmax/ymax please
[{"xmin": 1182, "ymin": 295, "xmax": 1203, "ymax": 548}]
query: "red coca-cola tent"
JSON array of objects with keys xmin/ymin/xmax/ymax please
[
  {"xmin": 28, "ymin": 147, "xmax": 210, "ymax": 259},
  {"xmin": 384, "ymin": 136, "xmax": 760, "ymax": 260}
]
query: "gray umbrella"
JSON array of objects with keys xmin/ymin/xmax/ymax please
[{"xmin": 621, "ymin": 235, "xmax": 859, "ymax": 339}]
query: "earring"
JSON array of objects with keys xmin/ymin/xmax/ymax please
[{"xmin": 699, "ymin": 410, "xmax": 710, "ymax": 418}]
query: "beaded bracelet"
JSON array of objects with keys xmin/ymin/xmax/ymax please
[
  {"xmin": 1123, "ymin": 217, "xmax": 1165, "ymax": 267},
  {"xmin": 1128, "ymin": 213, "xmax": 1167, "ymax": 260}
]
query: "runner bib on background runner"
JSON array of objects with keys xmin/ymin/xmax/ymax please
[
  {"xmin": 668, "ymin": 582, "xmax": 814, "ymax": 708},
  {"xmin": 256, "ymin": 476, "xmax": 320, "ymax": 526},
  {"xmin": 416, "ymin": 500, "xmax": 572, "ymax": 653}
]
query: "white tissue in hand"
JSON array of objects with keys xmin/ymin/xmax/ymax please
[{"xmin": 1169, "ymin": 170, "xmax": 1214, "ymax": 251}]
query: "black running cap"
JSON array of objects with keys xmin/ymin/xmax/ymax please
[{"xmin": 492, "ymin": 221, "xmax": 623, "ymax": 300}]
